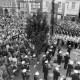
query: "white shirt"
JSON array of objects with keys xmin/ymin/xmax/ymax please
[
  {"xmin": 12, "ymin": 58, "xmax": 17, "ymax": 62},
  {"xmin": 9, "ymin": 57, "xmax": 13, "ymax": 61}
]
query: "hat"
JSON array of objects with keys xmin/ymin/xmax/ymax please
[
  {"xmin": 33, "ymin": 54, "xmax": 36, "ymax": 57},
  {"xmin": 35, "ymin": 71, "xmax": 39, "ymax": 75},
  {"xmin": 51, "ymin": 46, "xmax": 53, "ymax": 48},
  {"xmin": 22, "ymin": 61, "xmax": 25, "ymax": 64},
  {"xmin": 59, "ymin": 51, "xmax": 62, "ymax": 53},
  {"xmin": 45, "ymin": 60, "xmax": 48, "ymax": 63},
  {"xmin": 22, "ymin": 69, "xmax": 26, "ymax": 73},
  {"xmin": 12, "ymin": 58, "xmax": 17, "ymax": 62},
  {"xmin": 77, "ymin": 61, "xmax": 80, "ymax": 65},
  {"xmin": 46, "ymin": 51, "xmax": 49, "ymax": 54},
  {"xmin": 43, "ymin": 55, "xmax": 46, "ymax": 57},
  {"xmin": 69, "ymin": 45, "xmax": 71, "ymax": 46},
  {"xmin": 25, "ymin": 55, "xmax": 28, "ymax": 58},
  {"xmin": 69, "ymin": 60, "xmax": 73, "ymax": 65},
  {"xmin": 54, "ymin": 42, "xmax": 57, "ymax": 44},
  {"xmin": 55, "ymin": 67, "xmax": 59, "ymax": 71},
  {"xmin": 74, "ymin": 70, "xmax": 78, "ymax": 73},
  {"xmin": 6, "ymin": 45, "xmax": 9, "ymax": 49},
  {"xmin": 13, "ymin": 69, "xmax": 16, "ymax": 73},
  {"xmin": 66, "ymin": 52, "xmax": 69, "ymax": 55},
  {"xmin": 4, "ymin": 56, "xmax": 7, "ymax": 58},
  {"xmin": 49, "ymin": 49, "xmax": 52, "ymax": 51}
]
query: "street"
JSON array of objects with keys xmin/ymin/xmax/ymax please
[{"xmin": 14, "ymin": 48, "xmax": 80, "ymax": 80}]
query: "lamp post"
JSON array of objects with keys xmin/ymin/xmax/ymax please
[
  {"xmin": 49, "ymin": 0, "xmax": 55, "ymax": 45},
  {"xmin": 51, "ymin": 0, "xmax": 54, "ymax": 36}
]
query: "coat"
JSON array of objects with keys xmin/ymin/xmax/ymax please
[{"xmin": 71, "ymin": 73, "xmax": 79, "ymax": 80}]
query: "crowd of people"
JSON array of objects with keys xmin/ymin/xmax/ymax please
[
  {"xmin": 53, "ymin": 23, "xmax": 80, "ymax": 50},
  {"xmin": 0, "ymin": 14, "xmax": 80, "ymax": 80},
  {"xmin": 0, "ymin": 15, "xmax": 37, "ymax": 80},
  {"xmin": 40, "ymin": 41, "xmax": 80, "ymax": 80},
  {"xmin": 53, "ymin": 17, "xmax": 80, "ymax": 50}
]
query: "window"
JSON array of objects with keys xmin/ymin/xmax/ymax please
[
  {"xmin": 38, "ymin": 5, "xmax": 40, "ymax": 8},
  {"xmin": 24, "ymin": 3, "xmax": 26, "ymax": 8},
  {"xmin": 66, "ymin": 2, "xmax": 69, "ymax": 9},
  {"xmin": 32, "ymin": 5, "xmax": 35, "ymax": 8},
  {"xmin": 33, "ymin": 2, "xmax": 35, "ymax": 5},
  {"xmin": 58, "ymin": 2, "xmax": 61, "ymax": 8},
  {"xmin": 72, "ymin": 2, "xmax": 75, "ymax": 9},
  {"xmin": 20, "ymin": 2, "xmax": 24, "ymax": 8},
  {"xmin": 46, "ymin": 2, "xmax": 48, "ymax": 7},
  {"xmin": 38, "ymin": 3, "xmax": 40, "ymax": 6}
]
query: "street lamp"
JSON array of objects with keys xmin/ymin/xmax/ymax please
[{"xmin": 51, "ymin": 0, "xmax": 55, "ymax": 35}]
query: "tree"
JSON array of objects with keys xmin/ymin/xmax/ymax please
[
  {"xmin": 77, "ymin": 9, "xmax": 80, "ymax": 23},
  {"xmin": 25, "ymin": 9, "xmax": 49, "ymax": 56},
  {"xmin": 51, "ymin": 0, "xmax": 54, "ymax": 35}
]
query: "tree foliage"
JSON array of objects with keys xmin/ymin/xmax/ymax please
[{"xmin": 25, "ymin": 9, "xmax": 49, "ymax": 54}]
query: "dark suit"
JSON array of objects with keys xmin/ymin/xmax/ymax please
[
  {"xmin": 64, "ymin": 55, "xmax": 70, "ymax": 69},
  {"xmin": 66, "ymin": 63, "xmax": 73, "ymax": 76},
  {"xmin": 53, "ymin": 69, "xmax": 60, "ymax": 80},
  {"xmin": 71, "ymin": 73, "xmax": 79, "ymax": 80}
]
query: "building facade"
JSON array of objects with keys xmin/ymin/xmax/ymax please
[
  {"xmin": 42, "ymin": 0, "xmax": 52, "ymax": 13},
  {"xmin": 17, "ymin": 0, "xmax": 42, "ymax": 15},
  {"xmin": 0, "ymin": 0, "xmax": 18, "ymax": 16},
  {"xmin": 55, "ymin": 0, "xmax": 80, "ymax": 19},
  {"xmin": 65, "ymin": 0, "xmax": 80, "ymax": 16}
]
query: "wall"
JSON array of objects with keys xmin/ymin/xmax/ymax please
[
  {"xmin": 55, "ymin": 0, "xmax": 80, "ymax": 16},
  {"xmin": 42, "ymin": 0, "xmax": 52, "ymax": 13},
  {"xmin": 65, "ymin": 1, "xmax": 80, "ymax": 16}
]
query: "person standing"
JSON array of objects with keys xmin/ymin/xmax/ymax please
[
  {"xmin": 50, "ymin": 45, "xmax": 56, "ymax": 57},
  {"xmin": 67, "ymin": 45, "xmax": 72, "ymax": 55},
  {"xmin": 71, "ymin": 70, "xmax": 80, "ymax": 80},
  {"xmin": 43, "ymin": 60, "xmax": 49, "ymax": 80},
  {"xmin": 57, "ymin": 51, "xmax": 62, "ymax": 65},
  {"xmin": 46, "ymin": 51, "xmax": 51, "ymax": 62},
  {"xmin": 53, "ymin": 67, "xmax": 60, "ymax": 80},
  {"xmin": 42, "ymin": 54, "xmax": 46, "ymax": 67},
  {"xmin": 66, "ymin": 60, "xmax": 74, "ymax": 77},
  {"xmin": 21, "ymin": 69, "xmax": 27, "ymax": 80},
  {"xmin": 26, "ymin": 70, "xmax": 30, "ymax": 80},
  {"xmin": 34, "ymin": 71, "xmax": 39, "ymax": 80},
  {"xmin": 75, "ymin": 62, "xmax": 80, "ymax": 70},
  {"xmin": 64, "ymin": 52, "xmax": 70, "ymax": 69}
]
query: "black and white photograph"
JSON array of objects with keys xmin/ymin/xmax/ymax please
[{"xmin": 0, "ymin": 0, "xmax": 80, "ymax": 80}]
